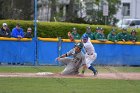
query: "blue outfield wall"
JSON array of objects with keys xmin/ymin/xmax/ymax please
[
  {"xmin": 0, "ymin": 38, "xmax": 140, "ymax": 65},
  {"xmin": 0, "ymin": 39, "xmax": 35, "ymax": 65},
  {"xmin": 94, "ymin": 44, "xmax": 140, "ymax": 65},
  {"xmin": 38, "ymin": 41, "xmax": 58, "ymax": 65}
]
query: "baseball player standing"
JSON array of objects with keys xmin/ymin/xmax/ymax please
[
  {"xmin": 56, "ymin": 42, "xmax": 86, "ymax": 75},
  {"xmin": 81, "ymin": 33, "xmax": 98, "ymax": 76}
]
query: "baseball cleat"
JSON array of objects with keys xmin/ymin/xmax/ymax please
[{"xmin": 94, "ymin": 70, "xmax": 98, "ymax": 76}]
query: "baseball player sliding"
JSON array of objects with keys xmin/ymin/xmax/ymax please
[
  {"xmin": 68, "ymin": 28, "xmax": 98, "ymax": 76},
  {"xmin": 56, "ymin": 42, "xmax": 86, "ymax": 75}
]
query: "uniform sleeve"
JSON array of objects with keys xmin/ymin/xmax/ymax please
[
  {"xmin": 107, "ymin": 34, "xmax": 116, "ymax": 42},
  {"xmin": 116, "ymin": 33, "xmax": 121, "ymax": 41},
  {"xmin": 92, "ymin": 33, "xmax": 96, "ymax": 40},
  {"xmin": 66, "ymin": 48, "xmax": 74, "ymax": 56},
  {"xmin": 95, "ymin": 33, "xmax": 99, "ymax": 39},
  {"xmin": 77, "ymin": 34, "xmax": 81, "ymax": 39},
  {"xmin": 126, "ymin": 34, "xmax": 130, "ymax": 41},
  {"xmin": 135, "ymin": 36, "xmax": 138, "ymax": 41},
  {"xmin": 21, "ymin": 29, "xmax": 24, "ymax": 38},
  {"xmin": 88, "ymin": 38, "xmax": 91, "ymax": 42},
  {"xmin": 11, "ymin": 28, "xmax": 17, "ymax": 38},
  {"xmin": 0, "ymin": 29, "xmax": 4, "ymax": 36},
  {"xmin": 107, "ymin": 34, "xmax": 111, "ymax": 41},
  {"xmin": 7, "ymin": 28, "xmax": 11, "ymax": 37}
]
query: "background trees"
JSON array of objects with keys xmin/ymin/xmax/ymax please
[
  {"xmin": 0, "ymin": 0, "xmax": 33, "ymax": 20},
  {"xmin": 0, "ymin": 0, "xmax": 121, "ymax": 25}
]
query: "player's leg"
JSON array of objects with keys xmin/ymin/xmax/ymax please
[
  {"xmin": 59, "ymin": 58, "xmax": 73, "ymax": 75},
  {"xmin": 61, "ymin": 67, "xmax": 74, "ymax": 75},
  {"xmin": 59, "ymin": 58, "xmax": 79, "ymax": 75},
  {"xmin": 61, "ymin": 61, "xmax": 78, "ymax": 75},
  {"xmin": 59, "ymin": 57, "xmax": 72, "ymax": 65},
  {"xmin": 86, "ymin": 54, "xmax": 98, "ymax": 76},
  {"xmin": 88, "ymin": 65, "xmax": 98, "ymax": 76}
]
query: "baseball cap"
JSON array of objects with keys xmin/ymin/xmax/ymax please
[
  {"xmin": 72, "ymin": 27, "xmax": 77, "ymax": 31},
  {"xmin": 131, "ymin": 29, "xmax": 136, "ymax": 34},
  {"xmin": 100, "ymin": 27, "xmax": 104, "ymax": 31},
  {"xmin": 131, "ymin": 29, "xmax": 136, "ymax": 32},
  {"xmin": 27, "ymin": 27, "xmax": 32, "ymax": 31},
  {"xmin": 96, "ymin": 27, "xmax": 101, "ymax": 30},
  {"xmin": 86, "ymin": 26, "xmax": 91, "ymax": 29},
  {"xmin": 16, "ymin": 23, "xmax": 21, "ymax": 27},
  {"xmin": 2, "ymin": 23, "xmax": 7, "ymax": 27}
]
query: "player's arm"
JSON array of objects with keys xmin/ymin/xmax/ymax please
[
  {"xmin": 56, "ymin": 53, "xmax": 68, "ymax": 61},
  {"xmin": 68, "ymin": 31, "xmax": 75, "ymax": 42},
  {"xmin": 60, "ymin": 54, "xmax": 67, "ymax": 58},
  {"xmin": 56, "ymin": 48, "xmax": 73, "ymax": 61}
]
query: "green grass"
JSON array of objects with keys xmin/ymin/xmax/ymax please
[
  {"xmin": 0, "ymin": 66, "xmax": 64, "ymax": 73},
  {"xmin": 0, "ymin": 66, "xmax": 140, "ymax": 73},
  {"xmin": 0, "ymin": 78, "xmax": 139, "ymax": 93},
  {"xmin": 0, "ymin": 66, "xmax": 140, "ymax": 93}
]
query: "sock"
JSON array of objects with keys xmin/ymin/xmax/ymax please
[{"xmin": 88, "ymin": 66, "xmax": 96, "ymax": 73}]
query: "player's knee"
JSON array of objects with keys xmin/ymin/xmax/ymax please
[{"xmin": 86, "ymin": 64, "xmax": 91, "ymax": 68}]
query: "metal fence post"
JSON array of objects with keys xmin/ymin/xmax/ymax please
[
  {"xmin": 58, "ymin": 37, "xmax": 62, "ymax": 65},
  {"xmin": 34, "ymin": 0, "xmax": 38, "ymax": 65}
]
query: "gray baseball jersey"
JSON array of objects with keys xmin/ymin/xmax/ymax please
[{"xmin": 59, "ymin": 48, "xmax": 86, "ymax": 75}]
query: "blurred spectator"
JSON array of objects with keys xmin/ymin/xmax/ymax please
[
  {"xmin": 129, "ymin": 29, "xmax": 137, "ymax": 43},
  {"xmin": 107, "ymin": 29, "xmax": 117, "ymax": 43},
  {"xmin": 116, "ymin": 28, "xmax": 129, "ymax": 42},
  {"xmin": 71, "ymin": 27, "xmax": 80, "ymax": 40},
  {"xmin": 83, "ymin": 26, "xmax": 95, "ymax": 40},
  {"xmin": 11, "ymin": 23, "xmax": 24, "ymax": 39},
  {"xmin": 95, "ymin": 28, "xmax": 106, "ymax": 41},
  {"xmin": 24, "ymin": 27, "xmax": 33, "ymax": 38},
  {"xmin": 0, "ymin": 23, "xmax": 11, "ymax": 37},
  {"xmin": 93, "ymin": 27, "xmax": 100, "ymax": 37}
]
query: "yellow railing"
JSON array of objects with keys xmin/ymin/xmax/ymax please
[
  {"xmin": 38, "ymin": 37, "xmax": 140, "ymax": 45},
  {"xmin": 1, "ymin": 37, "xmax": 140, "ymax": 45},
  {"xmin": 90, "ymin": 40, "xmax": 140, "ymax": 45},
  {"xmin": 38, "ymin": 37, "xmax": 58, "ymax": 42},
  {"xmin": 0, "ymin": 37, "xmax": 32, "ymax": 41}
]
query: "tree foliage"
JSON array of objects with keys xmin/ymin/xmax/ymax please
[
  {"xmin": 67, "ymin": 0, "xmax": 121, "ymax": 25},
  {"xmin": 47, "ymin": 0, "xmax": 120, "ymax": 25},
  {"xmin": 0, "ymin": 0, "xmax": 121, "ymax": 25},
  {"xmin": 0, "ymin": 0, "xmax": 33, "ymax": 20}
]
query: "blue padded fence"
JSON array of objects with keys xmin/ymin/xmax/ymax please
[
  {"xmin": 0, "ymin": 39, "xmax": 35, "ymax": 65},
  {"xmin": 38, "ymin": 40, "xmax": 58, "ymax": 65},
  {"xmin": 0, "ymin": 38, "xmax": 140, "ymax": 66}
]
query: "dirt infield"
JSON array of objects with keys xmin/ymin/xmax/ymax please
[{"xmin": 0, "ymin": 72, "xmax": 140, "ymax": 80}]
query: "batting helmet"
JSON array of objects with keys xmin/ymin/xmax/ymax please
[
  {"xmin": 75, "ymin": 42, "xmax": 83, "ymax": 49},
  {"xmin": 82, "ymin": 34, "xmax": 88, "ymax": 39}
]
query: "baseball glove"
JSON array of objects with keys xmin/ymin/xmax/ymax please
[{"xmin": 68, "ymin": 31, "xmax": 74, "ymax": 42}]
